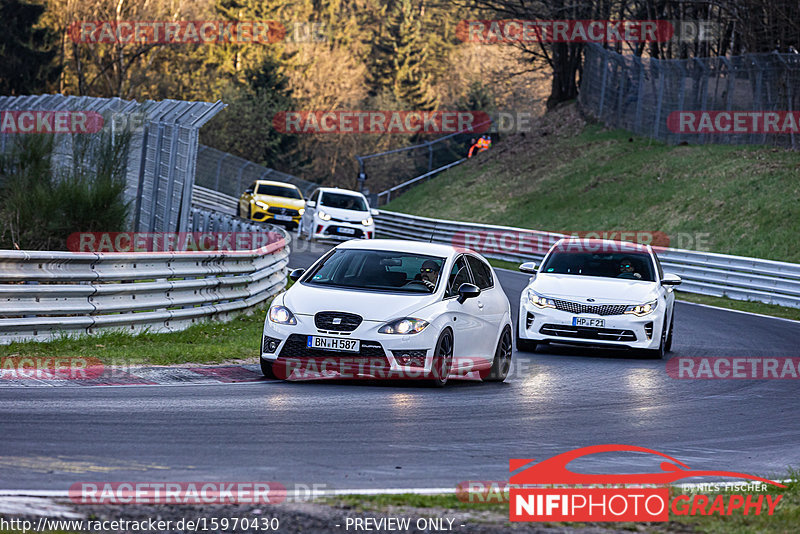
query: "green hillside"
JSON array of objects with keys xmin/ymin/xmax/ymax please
[{"xmin": 384, "ymin": 105, "xmax": 800, "ymax": 263}]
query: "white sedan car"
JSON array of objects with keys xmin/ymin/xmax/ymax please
[
  {"xmin": 517, "ymin": 238, "xmax": 681, "ymax": 358},
  {"xmin": 298, "ymin": 187, "xmax": 377, "ymax": 241},
  {"xmin": 262, "ymin": 240, "xmax": 513, "ymax": 385}
]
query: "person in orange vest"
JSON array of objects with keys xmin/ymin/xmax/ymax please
[{"xmin": 468, "ymin": 135, "xmax": 491, "ymax": 158}]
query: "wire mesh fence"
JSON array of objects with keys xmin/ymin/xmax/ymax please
[
  {"xmin": 195, "ymin": 144, "xmax": 317, "ymax": 200},
  {"xmin": 0, "ymin": 94, "xmax": 224, "ymax": 233},
  {"xmin": 360, "ymin": 120, "xmax": 493, "ymax": 205},
  {"xmin": 580, "ymin": 44, "xmax": 800, "ymax": 149}
]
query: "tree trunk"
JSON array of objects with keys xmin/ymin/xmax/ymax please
[{"xmin": 546, "ymin": 43, "xmax": 582, "ymax": 109}]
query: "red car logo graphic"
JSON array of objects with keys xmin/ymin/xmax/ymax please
[{"xmin": 510, "ymin": 444, "xmax": 785, "ymax": 487}]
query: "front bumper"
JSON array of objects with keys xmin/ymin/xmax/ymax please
[
  {"xmin": 261, "ymin": 315, "xmax": 439, "ymax": 379},
  {"xmin": 517, "ymin": 298, "xmax": 664, "ymax": 350},
  {"xmin": 311, "ymin": 220, "xmax": 374, "ymax": 240},
  {"xmin": 250, "ymin": 206, "xmax": 301, "ymax": 227}
]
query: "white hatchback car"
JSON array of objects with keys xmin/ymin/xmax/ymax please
[
  {"xmin": 298, "ymin": 187, "xmax": 377, "ymax": 241},
  {"xmin": 261, "ymin": 240, "xmax": 513, "ymax": 385},
  {"xmin": 517, "ymin": 238, "xmax": 681, "ymax": 358}
]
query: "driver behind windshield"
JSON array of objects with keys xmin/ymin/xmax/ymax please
[
  {"xmin": 617, "ymin": 258, "xmax": 642, "ymax": 279},
  {"xmin": 416, "ymin": 259, "xmax": 440, "ymax": 290}
]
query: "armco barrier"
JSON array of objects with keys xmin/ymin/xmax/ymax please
[
  {"xmin": 191, "ymin": 188, "xmax": 240, "ymax": 219},
  {"xmin": 0, "ymin": 219, "xmax": 289, "ymax": 344},
  {"xmin": 375, "ymin": 210, "xmax": 800, "ymax": 309}
]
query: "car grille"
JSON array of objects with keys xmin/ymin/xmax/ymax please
[
  {"xmin": 540, "ymin": 323, "xmax": 637, "ymax": 342},
  {"xmin": 314, "ymin": 311, "xmax": 362, "ymax": 332},
  {"xmin": 268, "ymin": 207, "xmax": 299, "ymax": 216},
  {"xmin": 553, "ymin": 299, "xmax": 628, "ymax": 316},
  {"xmin": 276, "ymin": 334, "xmax": 391, "ymax": 376}
]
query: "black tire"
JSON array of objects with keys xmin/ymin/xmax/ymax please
[
  {"xmin": 261, "ymin": 358, "xmax": 277, "ymax": 379},
  {"xmin": 485, "ymin": 327, "xmax": 513, "ymax": 382},
  {"xmin": 237, "ymin": 202, "xmax": 242, "ymax": 218},
  {"xmin": 643, "ymin": 318, "xmax": 667, "ymax": 359},
  {"xmin": 665, "ymin": 310, "xmax": 674, "ymax": 352},
  {"xmin": 427, "ymin": 329, "xmax": 454, "ymax": 387},
  {"xmin": 515, "ymin": 318, "xmax": 538, "ymax": 352},
  {"xmin": 247, "ymin": 204, "xmax": 252, "ymax": 220}
]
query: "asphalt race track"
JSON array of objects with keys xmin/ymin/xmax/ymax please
[{"xmin": 2, "ymin": 241, "xmax": 800, "ymax": 492}]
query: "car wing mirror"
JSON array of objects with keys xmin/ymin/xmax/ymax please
[
  {"xmin": 288, "ymin": 268, "xmax": 305, "ymax": 282},
  {"xmin": 244, "ymin": 188, "xmax": 254, "ymax": 194},
  {"xmin": 519, "ymin": 262, "xmax": 537, "ymax": 274},
  {"xmin": 371, "ymin": 208, "xmax": 380, "ymax": 216},
  {"xmin": 457, "ymin": 283, "xmax": 481, "ymax": 304},
  {"xmin": 661, "ymin": 273, "xmax": 682, "ymax": 286},
  {"xmin": 305, "ymin": 201, "xmax": 316, "ymax": 208}
]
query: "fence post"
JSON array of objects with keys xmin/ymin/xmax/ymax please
[
  {"xmin": 147, "ymin": 123, "xmax": 166, "ymax": 233},
  {"xmin": 162, "ymin": 125, "xmax": 181, "ymax": 231},
  {"xmin": 752, "ymin": 58, "xmax": 764, "ymax": 145},
  {"xmin": 653, "ymin": 60, "xmax": 665, "ymax": 139},
  {"xmin": 428, "ymin": 142, "xmax": 433, "ymax": 172},
  {"xmin": 598, "ymin": 49, "xmax": 609, "ymax": 118},
  {"xmin": 634, "ymin": 56, "xmax": 645, "ymax": 134},
  {"xmin": 214, "ymin": 153, "xmax": 228, "ymax": 191},
  {"xmin": 676, "ymin": 61, "xmax": 688, "ymax": 145},
  {"xmin": 237, "ymin": 161, "xmax": 250, "ymax": 194}
]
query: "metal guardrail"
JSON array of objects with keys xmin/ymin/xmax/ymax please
[
  {"xmin": 375, "ymin": 210, "xmax": 800, "ymax": 309},
  {"xmin": 367, "ymin": 118, "xmax": 493, "ymax": 204},
  {"xmin": 191, "ymin": 186, "xmax": 239, "ymax": 217},
  {"xmin": 0, "ymin": 209, "xmax": 290, "ymax": 344},
  {"xmin": 376, "ymin": 158, "xmax": 466, "ymax": 205}
]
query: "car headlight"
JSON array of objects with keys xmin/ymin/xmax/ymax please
[
  {"xmin": 624, "ymin": 300, "xmax": 658, "ymax": 317},
  {"xmin": 362, "ymin": 217, "xmax": 374, "ymax": 226},
  {"xmin": 269, "ymin": 305, "xmax": 297, "ymax": 325},
  {"xmin": 254, "ymin": 200, "xmax": 270, "ymax": 210},
  {"xmin": 526, "ymin": 289, "xmax": 555, "ymax": 309},
  {"xmin": 299, "ymin": 208, "xmax": 305, "ymax": 216},
  {"xmin": 318, "ymin": 211, "xmax": 332, "ymax": 221},
  {"xmin": 378, "ymin": 318, "xmax": 429, "ymax": 335}
]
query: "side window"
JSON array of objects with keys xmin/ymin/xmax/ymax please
[
  {"xmin": 446, "ymin": 257, "xmax": 472, "ymax": 298},
  {"xmin": 310, "ymin": 189, "xmax": 320, "ymax": 203},
  {"xmin": 466, "ymin": 256, "xmax": 493, "ymax": 290},
  {"xmin": 247, "ymin": 182, "xmax": 256, "ymax": 193}
]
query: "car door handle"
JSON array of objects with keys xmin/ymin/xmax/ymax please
[{"xmin": 477, "ymin": 301, "xmax": 484, "ymax": 309}]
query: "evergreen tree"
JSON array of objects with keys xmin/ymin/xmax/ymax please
[
  {"xmin": 0, "ymin": 0, "xmax": 59, "ymax": 95},
  {"xmin": 367, "ymin": 0, "xmax": 452, "ymax": 110}
]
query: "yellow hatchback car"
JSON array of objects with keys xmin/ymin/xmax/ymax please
[{"xmin": 238, "ymin": 180, "xmax": 305, "ymax": 229}]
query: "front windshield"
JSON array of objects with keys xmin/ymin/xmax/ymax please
[
  {"xmin": 305, "ymin": 249, "xmax": 445, "ymax": 293},
  {"xmin": 319, "ymin": 192, "xmax": 368, "ymax": 211},
  {"xmin": 540, "ymin": 251, "xmax": 655, "ymax": 282},
  {"xmin": 256, "ymin": 184, "xmax": 302, "ymax": 199}
]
